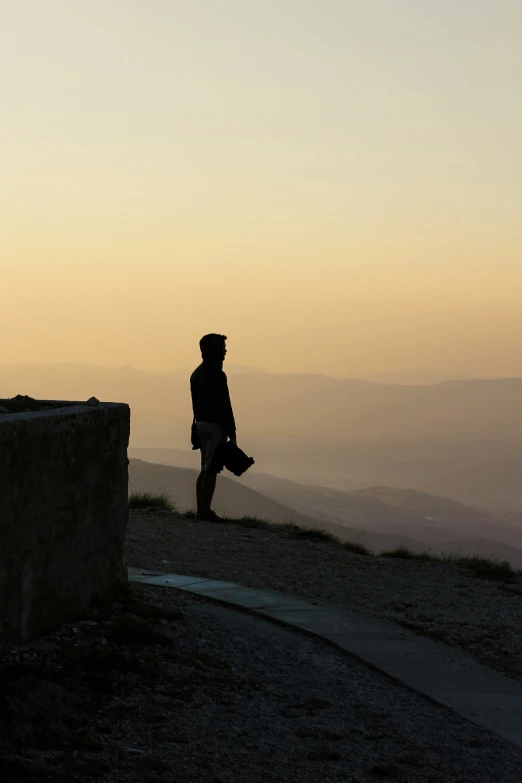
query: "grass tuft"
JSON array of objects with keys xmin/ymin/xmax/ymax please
[
  {"xmin": 381, "ymin": 546, "xmax": 435, "ymax": 561},
  {"xmin": 380, "ymin": 547, "xmax": 517, "ymax": 583},
  {"xmin": 289, "ymin": 527, "xmax": 338, "ymax": 543},
  {"xmin": 128, "ymin": 491, "xmax": 175, "ymax": 512},
  {"xmin": 232, "ymin": 516, "xmax": 272, "ymax": 530},
  {"xmin": 277, "ymin": 522, "xmax": 302, "ymax": 537},
  {"xmin": 453, "ymin": 555, "xmax": 516, "ymax": 583},
  {"xmin": 343, "ymin": 540, "xmax": 371, "ymax": 556},
  {"xmin": 275, "ymin": 523, "xmax": 337, "ymax": 542}
]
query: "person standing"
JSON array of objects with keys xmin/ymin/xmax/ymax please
[{"xmin": 190, "ymin": 333, "xmax": 236, "ymax": 522}]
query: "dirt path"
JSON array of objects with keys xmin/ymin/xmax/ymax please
[
  {"xmin": 127, "ymin": 509, "xmax": 522, "ymax": 680},
  {"xmin": 3, "ymin": 583, "xmax": 522, "ymax": 783}
]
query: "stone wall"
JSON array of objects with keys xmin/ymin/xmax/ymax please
[{"xmin": 0, "ymin": 402, "xmax": 130, "ymax": 653}]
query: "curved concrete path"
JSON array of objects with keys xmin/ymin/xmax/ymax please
[{"xmin": 128, "ymin": 567, "xmax": 522, "ymax": 749}]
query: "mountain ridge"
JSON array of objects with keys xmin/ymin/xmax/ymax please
[{"xmin": 129, "ymin": 458, "xmax": 522, "ymax": 567}]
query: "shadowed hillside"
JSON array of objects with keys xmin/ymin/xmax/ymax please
[
  {"xmin": 129, "ymin": 459, "xmax": 318, "ymax": 528},
  {"xmin": 129, "ymin": 452, "xmax": 521, "ymax": 547},
  {"xmin": 129, "ymin": 459, "xmax": 522, "ymax": 566}
]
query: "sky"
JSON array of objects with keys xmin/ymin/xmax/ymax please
[{"xmin": 1, "ymin": 0, "xmax": 521, "ymax": 377}]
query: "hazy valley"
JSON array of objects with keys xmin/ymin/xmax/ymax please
[
  {"xmin": 129, "ymin": 458, "xmax": 522, "ymax": 568},
  {"xmin": 3, "ymin": 362, "xmax": 522, "ymax": 565}
]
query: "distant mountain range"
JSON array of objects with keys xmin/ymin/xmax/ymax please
[
  {"xmin": 359, "ymin": 370, "xmax": 484, "ymax": 385},
  {"xmin": 2, "ymin": 362, "xmax": 522, "ymax": 441},
  {"xmin": 129, "ymin": 459, "xmax": 522, "ymax": 567},
  {"xmin": 3, "ymin": 363, "xmax": 522, "ymax": 509},
  {"xmin": 241, "ymin": 474, "xmax": 522, "ymax": 546},
  {"xmin": 419, "ymin": 451, "xmax": 522, "ymax": 512}
]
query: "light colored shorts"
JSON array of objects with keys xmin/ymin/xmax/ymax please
[{"xmin": 197, "ymin": 421, "xmax": 226, "ymax": 472}]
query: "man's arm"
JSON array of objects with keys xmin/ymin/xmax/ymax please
[{"xmin": 219, "ymin": 371, "xmax": 236, "ymax": 442}]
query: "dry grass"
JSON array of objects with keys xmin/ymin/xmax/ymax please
[
  {"xmin": 381, "ymin": 546, "xmax": 517, "ymax": 583},
  {"xmin": 128, "ymin": 491, "xmax": 175, "ymax": 512}
]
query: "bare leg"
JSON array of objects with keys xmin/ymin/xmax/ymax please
[{"xmin": 200, "ymin": 470, "xmax": 218, "ymax": 516}]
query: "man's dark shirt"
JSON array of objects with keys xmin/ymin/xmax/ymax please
[{"xmin": 190, "ymin": 362, "xmax": 236, "ymax": 438}]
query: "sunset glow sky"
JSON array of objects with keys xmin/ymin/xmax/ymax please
[{"xmin": 2, "ymin": 1, "xmax": 521, "ymax": 377}]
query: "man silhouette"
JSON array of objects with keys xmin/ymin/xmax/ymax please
[{"xmin": 190, "ymin": 334, "xmax": 236, "ymax": 522}]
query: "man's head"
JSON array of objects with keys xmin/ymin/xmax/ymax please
[{"xmin": 200, "ymin": 333, "xmax": 227, "ymax": 363}]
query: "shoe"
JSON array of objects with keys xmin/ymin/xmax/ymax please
[{"xmin": 198, "ymin": 510, "xmax": 225, "ymax": 523}]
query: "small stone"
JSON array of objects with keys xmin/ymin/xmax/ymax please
[
  {"xmin": 26, "ymin": 640, "xmax": 59, "ymax": 654},
  {"xmin": 85, "ymin": 397, "xmax": 100, "ymax": 406}
]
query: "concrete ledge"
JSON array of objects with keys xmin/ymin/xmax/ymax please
[
  {"xmin": 128, "ymin": 568, "xmax": 522, "ymax": 750},
  {"xmin": 0, "ymin": 402, "xmax": 130, "ymax": 652}
]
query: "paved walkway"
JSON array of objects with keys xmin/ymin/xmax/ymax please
[{"xmin": 128, "ymin": 567, "xmax": 522, "ymax": 749}]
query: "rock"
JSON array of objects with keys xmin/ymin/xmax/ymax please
[
  {"xmin": 0, "ymin": 406, "xmax": 9, "ymax": 414},
  {"xmin": 86, "ymin": 397, "xmax": 100, "ymax": 406},
  {"xmin": 26, "ymin": 640, "xmax": 59, "ymax": 654}
]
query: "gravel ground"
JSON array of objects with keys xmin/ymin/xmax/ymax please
[
  {"xmin": 127, "ymin": 510, "xmax": 522, "ymax": 680},
  {"xmin": 2, "ymin": 582, "xmax": 522, "ymax": 783}
]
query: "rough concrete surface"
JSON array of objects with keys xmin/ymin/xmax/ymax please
[{"xmin": 0, "ymin": 402, "xmax": 130, "ymax": 652}]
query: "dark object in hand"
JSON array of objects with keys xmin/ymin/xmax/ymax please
[
  {"xmin": 191, "ymin": 420, "xmax": 200, "ymax": 450},
  {"xmin": 212, "ymin": 441, "xmax": 255, "ymax": 476}
]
